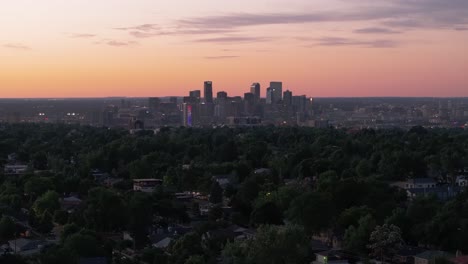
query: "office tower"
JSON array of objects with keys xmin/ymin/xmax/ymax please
[
  {"xmin": 244, "ymin": 93, "xmax": 255, "ymax": 115},
  {"xmin": 217, "ymin": 91, "xmax": 228, "ymax": 100},
  {"xmin": 215, "ymin": 91, "xmax": 228, "ymax": 121},
  {"xmin": 148, "ymin": 97, "xmax": 161, "ymax": 110},
  {"xmin": 250, "ymin": 83, "xmax": 261, "ymax": 102},
  {"xmin": 283, "ymin": 90, "xmax": 292, "ymax": 106},
  {"xmin": 292, "ymin": 95, "xmax": 307, "ymax": 113},
  {"xmin": 266, "ymin": 88, "xmax": 274, "ymax": 105},
  {"xmin": 270, "ymin": 82, "xmax": 283, "ymax": 103},
  {"xmin": 189, "ymin": 90, "xmax": 201, "ymax": 100},
  {"xmin": 182, "ymin": 103, "xmax": 193, "ymax": 127},
  {"xmin": 204, "ymin": 81, "xmax": 213, "ymax": 103}
]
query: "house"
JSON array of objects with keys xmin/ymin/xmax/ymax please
[
  {"xmin": 213, "ymin": 173, "xmax": 236, "ymax": 189},
  {"xmin": 60, "ymin": 196, "xmax": 82, "ymax": 211},
  {"xmin": 393, "ymin": 246, "xmax": 425, "ymax": 264},
  {"xmin": 3, "ymin": 164, "xmax": 28, "ymax": 175},
  {"xmin": 312, "ymin": 250, "xmax": 355, "ymax": 264},
  {"xmin": 456, "ymin": 176, "xmax": 468, "ymax": 187},
  {"xmin": 133, "ymin": 179, "xmax": 163, "ymax": 193},
  {"xmin": 407, "ymin": 186, "xmax": 462, "ymax": 201},
  {"xmin": 254, "ymin": 168, "xmax": 272, "ymax": 175},
  {"xmin": 414, "ymin": 250, "xmax": 453, "ymax": 264},
  {"xmin": 8, "ymin": 238, "xmax": 47, "ymax": 256},
  {"xmin": 406, "ymin": 178, "xmax": 437, "ymax": 189},
  {"xmin": 226, "ymin": 225, "xmax": 256, "ymax": 241},
  {"xmin": 149, "ymin": 225, "xmax": 192, "ymax": 249}
]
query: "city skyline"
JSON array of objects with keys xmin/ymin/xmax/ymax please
[{"xmin": 1, "ymin": 0, "xmax": 468, "ymax": 98}]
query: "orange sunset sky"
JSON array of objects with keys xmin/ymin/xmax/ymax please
[{"xmin": 1, "ymin": 0, "xmax": 468, "ymax": 98}]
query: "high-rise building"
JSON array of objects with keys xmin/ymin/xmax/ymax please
[
  {"xmin": 217, "ymin": 91, "xmax": 228, "ymax": 100},
  {"xmin": 244, "ymin": 92, "xmax": 255, "ymax": 115},
  {"xmin": 182, "ymin": 103, "xmax": 194, "ymax": 127},
  {"xmin": 204, "ymin": 81, "xmax": 213, "ymax": 103},
  {"xmin": 189, "ymin": 90, "xmax": 201, "ymax": 100},
  {"xmin": 270, "ymin": 82, "xmax": 283, "ymax": 103},
  {"xmin": 283, "ymin": 90, "xmax": 292, "ymax": 106},
  {"xmin": 266, "ymin": 88, "xmax": 274, "ymax": 105},
  {"xmin": 250, "ymin": 83, "xmax": 261, "ymax": 102}
]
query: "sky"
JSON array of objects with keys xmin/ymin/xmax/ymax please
[{"xmin": 0, "ymin": 0, "xmax": 467, "ymax": 98}]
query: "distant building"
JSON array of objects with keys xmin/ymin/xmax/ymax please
[
  {"xmin": 270, "ymin": 82, "xmax": 283, "ymax": 103},
  {"xmin": 148, "ymin": 97, "xmax": 160, "ymax": 111},
  {"xmin": 204, "ymin": 81, "xmax": 213, "ymax": 104},
  {"xmin": 182, "ymin": 103, "xmax": 194, "ymax": 127},
  {"xmin": 244, "ymin": 92, "xmax": 255, "ymax": 115},
  {"xmin": 266, "ymin": 87, "xmax": 274, "ymax": 105},
  {"xmin": 250, "ymin": 83, "xmax": 261, "ymax": 102},
  {"xmin": 283, "ymin": 90, "xmax": 293, "ymax": 106},
  {"xmin": 133, "ymin": 179, "xmax": 163, "ymax": 193},
  {"xmin": 189, "ymin": 90, "xmax": 201, "ymax": 100}
]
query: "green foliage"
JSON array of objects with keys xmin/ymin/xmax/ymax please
[
  {"xmin": 0, "ymin": 216, "xmax": 16, "ymax": 241},
  {"xmin": 344, "ymin": 214, "xmax": 376, "ymax": 254},
  {"xmin": 367, "ymin": 224, "xmax": 403, "ymax": 261},
  {"xmin": 287, "ymin": 191, "xmax": 334, "ymax": 234},
  {"xmin": 168, "ymin": 232, "xmax": 204, "ymax": 264},
  {"xmin": 209, "ymin": 181, "xmax": 223, "ymax": 204},
  {"xmin": 33, "ymin": 190, "xmax": 60, "ymax": 216},
  {"xmin": 222, "ymin": 225, "xmax": 309, "ymax": 264}
]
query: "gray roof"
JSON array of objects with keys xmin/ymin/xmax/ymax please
[
  {"xmin": 415, "ymin": 250, "xmax": 453, "ymax": 260},
  {"xmin": 411, "ymin": 178, "xmax": 436, "ymax": 184}
]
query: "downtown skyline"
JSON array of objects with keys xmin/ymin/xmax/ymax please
[{"xmin": 1, "ymin": 0, "xmax": 468, "ymax": 98}]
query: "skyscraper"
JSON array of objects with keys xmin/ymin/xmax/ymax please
[
  {"xmin": 250, "ymin": 83, "xmax": 261, "ymax": 102},
  {"xmin": 270, "ymin": 82, "xmax": 283, "ymax": 103},
  {"xmin": 244, "ymin": 92, "xmax": 255, "ymax": 115},
  {"xmin": 217, "ymin": 91, "xmax": 228, "ymax": 100},
  {"xmin": 204, "ymin": 81, "xmax": 213, "ymax": 103},
  {"xmin": 189, "ymin": 90, "xmax": 201, "ymax": 100},
  {"xmin": 266, "ymin": 87, "xmax": 274, "ymax": 105},
  {"xmin": 283, "ymin": 90, "xmax": 292, "ymax": 106}
]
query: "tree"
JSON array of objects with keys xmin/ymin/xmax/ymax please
[
  {"xmin": 343, "ymin": 214, "xmax": 376, "ymax": 254},
  {"xmin": 83, "ymin": 188, "xmax": 128, "ymax": 231},
  {"xmin": 222, "ymin": 225, "xmax": 309, "ymax": 264},
  {"xmin": 367, "ymin": 224, "xmax": 403, "ymax": 262},
  {"xmin": 64, "ymin": 232, "xmax": 103, "ymax": 259},
  {"xmin": 0, "ymin": 216, "xmax": 16, "ymax": 241},
  {"xmin": 168, "ymin": 232, "xmax": 204, "ymax": 264},
  {"xmin": 128, "ymin": 192, "xmax": 153, "ymax": 248},
  {"xmin": 286, "ymin": 192, "xmax": 334, "ymax": 234},
  {"xmin": 250, "ymin": 201, "xmax": 283, "ymax": 226},
  {"xmin": 32, "ymin": 190, "xmax": 60, "ymax": 216},
  {"xmin": 184, "ymin": 255, "xmax": 205, "ymax": 264},
  {"xmin": 209, "ymin": 181, "xmax": 223, "ymax": 204}
]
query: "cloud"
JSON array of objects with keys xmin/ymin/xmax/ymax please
[
  {"xmin": 115, "ymin": 24, "xmax": 160, "ymax": 32},
  {"xmin": 354, "ymin": 27, "xmax": 401, "ymax": 34},
  {"xmin": 204, "ymin": 55, "xmax": 240, "ymax": 59},
  {"xmin": 454, "ymin": 27, "xmax": 468, "ymax": 31},
  {"xmin": 313, "ymin": 37, "xmax": 398, "ymax": 48},
  {"xmin": 117, "ymin": 24, "xmax": 236, "ymax": 38},
  {"xmin": 194, "ymin": 36, "xmax": 270, "ymax": 44},
  {"xmin": 3, "ymin": 43, "xmax": 31, "ymax": 50},
  {"xmin": 102, "ymin": 40, "xmax": 138, "ymax": 47},
  {"xmin": 174, "ymin": 0, "xmax": 468, "ymax": 31},
  {"xmin": 70, "ymin": 33, "xmax": 96, "ymax": 38}
]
